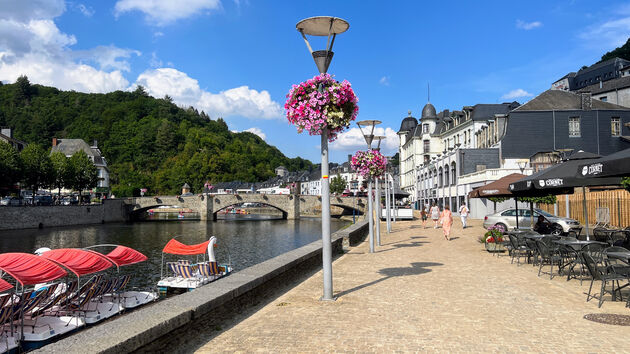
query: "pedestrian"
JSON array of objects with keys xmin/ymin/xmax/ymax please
[
  {"xmin": 430, "ymin": 203, "xmax": 440, "ymax": 229},
  {"xmin": 420, "ymin": 206, "xmax": 428, "ymax": 228},
  {"xmin": 458, "ymin": 203, "xmax": 469, "ymax": 229},
  {"xmin": 439, "ymin": 205, "xmax": 454, "ymax": 241}
]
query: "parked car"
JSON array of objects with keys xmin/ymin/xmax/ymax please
[
  {"xmin": 34, "ymin": 195, "xmax": 53, "ymax": 206},
  {"xmin": 61, "ymin": 196, "xmax": 79, "ymax": 205},
  {"xmin": 0, "ymin": 196, "xmax": 22, "ymax": 206},
  {"xmin": 483, "ymin": 208, "xmax": 581, "ymax": 235}
]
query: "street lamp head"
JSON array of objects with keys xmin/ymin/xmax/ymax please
[
  {"xmin": 296, "ymin": 16, "xmax": 349, "ymax": 74},
  {"xmin": 372, "ymin": 135, "xmax": 386, "ymax": 151},
  {"xmin": 357, "ymin": 120, "xmax": 382, "ymax": 149}
]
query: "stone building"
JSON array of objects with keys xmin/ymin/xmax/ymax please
[
  {"xmin": 51, "ymin": 138, "xmax": 110, "ymax": 191},
  {"xmin": 0, "ymin": 127, "xmax": 26, "ymax": 151}
]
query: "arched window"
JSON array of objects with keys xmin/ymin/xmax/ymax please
[
  {"xmin": 451, "ymin": 162, "xmax": 456, "ymax": 185},
  {"xmin": 444, "ymin": 165, "xmax": 450, "ymax": 186},
  {"xmin": 438, "ymin": 167, "xmax": 443, "ymax": 187}
]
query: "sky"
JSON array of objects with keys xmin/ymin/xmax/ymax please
[{"xmin": 1, "ymin": 0, "xmax": 630, "ymax": 164}]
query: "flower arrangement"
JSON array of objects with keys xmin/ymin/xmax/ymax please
[
  {"xmin": 351, "ymin": 150, "xmax": 387, "ymax": 178},
  {"xmin": 480, "ymin": 225, "xmax": 504, "ymax": 244},
  {"xmin": 285, "ymin": 73, "xmax": 359, "ymax": 142}
]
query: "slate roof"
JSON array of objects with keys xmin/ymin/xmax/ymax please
[
  {"xmin": 51, "ymin": 139, "xmax": 108, "ymax": 167},
  {"xmin": 513, "ymin": 90, "xmax": 627, "ymax": 111},
  {"xmin": 578, "ymin": 75, "xmax": 630, "ymax": 96}
]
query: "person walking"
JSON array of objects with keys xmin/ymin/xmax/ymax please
[
  {"xmin": 458, "ymin": 203, "xmax": 469, "ymax": 229},
  {"xmin": 420, "ymin": 206, "xmax": 428, "ymax": 228},
  {"xmin": 439, "ymin": 205, "xmax": 454, "ymax": 241},
  {"xmin": 430, "ymin": 203, "xmax": 440, "ymax": 229}
]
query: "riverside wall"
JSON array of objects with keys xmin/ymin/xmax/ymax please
[
  {"xmin": 38, "ymin": 220, "xmax": 369, "ymax": 354},
  {"xmin": 0, "ymin": 199, "xmax": 128, "ymax": 231}
]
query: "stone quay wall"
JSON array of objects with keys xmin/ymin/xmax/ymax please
[
  {"xmin": 0, "ymin": 199, "xmax": 127, "ymax": 231},
  {"xmin": 38, "ymin": 220, "xmax": 369, "ymax": 354}
]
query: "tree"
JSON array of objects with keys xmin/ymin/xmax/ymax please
[
  {"xmin": 20, "ymin": 144, "xmax": 54, "ymax": 196},
  {"xmin": 0, "ymin": 141, "xmax": 22, "ymax": 194},
  {"xmin": 330, "ymin": 174, "xmax": 347, "ymax": 195},
  {"xmin": 50, "ymin": 151, "xmax": 69, "ymax": 198},
  {"xmin": 15, "ymin": 75, "xmax": 32, "ymax": 105},
  {"xmin": 600, "ymin": 38, "xmax": 630, "ymax": 63},
  {"xmin": 68, "ymin": 150, "xmax": 98, "ymax": 202}
]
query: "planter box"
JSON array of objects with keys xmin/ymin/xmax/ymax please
[{"xmin": 485, "ymin": 242, "xmax": 505, "ymax": 252}]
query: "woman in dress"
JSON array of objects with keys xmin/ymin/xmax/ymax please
[
  {"xmin": 430, "ymin": 203, "xmax": 440, "ymax": 229},
  {"xmin": 439, "ymin": 205, "xmax": 454, "ymax": 241}
]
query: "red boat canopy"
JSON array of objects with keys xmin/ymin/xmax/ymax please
[
  {"xmin": 105, "ymin": 246, "xmax": 147, "ymax": 267},
  {"xmin": 0, "ymin": 279, "xmax": 12, "ymax": 293},
  {"xmin": 0, "ymin": 253, "xmax": 67, "ymax": 286},
  {"xmin": 41, "ymin": 249, "xmax": 113, "ymax": 277},
  {"xmin": 163, "ymin": 239, "xmax": 210, "ymax": 255}
]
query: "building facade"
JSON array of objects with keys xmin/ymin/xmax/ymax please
[{"xmin": 51, "ymin": 138, "xmax": 110, "ymax": 190}]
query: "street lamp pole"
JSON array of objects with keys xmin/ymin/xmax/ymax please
[
  {"xmin": 296, "ymin": 16, "xmax": 349, "ymax": 301},
  {"xmin": 372, "ymin": 135, "xmax": 385, "ymax": 246},
  {"xmin": 357, "ymin": 120, "xmax": 382, "ymax": 253},
  {"xmin": 385, "ymin": 170, "xmax": 391, "ymax": 233}
]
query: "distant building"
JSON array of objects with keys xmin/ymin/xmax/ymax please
[
  {"xmin": 51, "ymin": 138, "xmax": 110, "ymax": 191},
  {"xmin": 0, "ymin": 127, "xmax": 26, "ymax": 151},
  {"xmin": 552, "ymin": 57, "xmax": 630, "ymax": 107}
]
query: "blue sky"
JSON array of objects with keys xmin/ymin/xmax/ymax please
[{"xmin": 1, "ymin": 0, "xmax": 629, "ymax": 163}]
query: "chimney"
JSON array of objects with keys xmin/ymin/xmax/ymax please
[
  {"xmin": 581, "ymin": 92, "xmax": 592, "ymax": 111},
  {"xmin": 92, "ymin": 139, "xmax": 98, "ymax": 148},
  {"xmin": 348, "ymin": 154, "xmax": 352, "ymax": 163},
  {"xmin": 0, "ymin": 127, "xmax": 11, "ymax": 138},
  {"xmin": 52, "ymin": 137, "xmax": 57, "ymax": 147}
]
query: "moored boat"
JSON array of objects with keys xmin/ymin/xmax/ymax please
[{"xmin": 157, "ymin": 236, "xmax": 232, "ymax": 296}]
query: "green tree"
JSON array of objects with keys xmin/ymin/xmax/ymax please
[
  {"xmin": 20, "ymin": 144, "xmax": 54, "ymax": 196},
  {"xmin": 68, "ymin": 150, "xmax": 98, "ymax": 201},
  {"xmin": 600, "ymin": 38, "xmax": 630, "ymax": 63},
  {"xmin": 50, "ymin": 151, "xmax": 69, "ymax": 197},
  {"xmin": 330, "ymin": 175, "xmax": 347, "ymax": 195},
  {"xmin": 0, "ymin": 141, "xmax": 22, "ymax": 193},
  {"xmin": 15, "ymin": 75, "xmax": 32, "ymax": 105}
]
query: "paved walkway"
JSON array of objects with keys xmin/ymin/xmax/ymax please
[{"xmin": 196, "ymin": 218, "xmax": 630, "ymax": 353}]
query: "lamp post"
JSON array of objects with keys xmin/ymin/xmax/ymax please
[
  {"xmin": 372, "ymin": 135, "xmax": 385, "ymax": 246},
  {"xmin": 385, "ymin": 166, "xmax": 392, "ymax": 233},
  {"xmin": 296, "ymin": 16, "xmax": 349, "ymax": 301},
  {"xmin": 357, "ymin": 120, "xmax": 382, "ymax": 253}
]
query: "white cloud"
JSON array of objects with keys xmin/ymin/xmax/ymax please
[
  {"xmin": 379, "ymin": 76, "xmax": 390, "ymax": 86},
  {"xmin": 516, "ymin": 20, "xmax": 542, "ymax": 30},
  {"xmin": 75, "ymin": 4, "xmax": 94, "ymax": 17},
  {"xmin": 331, "ymin": 127, "xmax": 399, "ymax": 154},
  {"xmin": 134, "ymin": 68, "xmax": 283, "ymax": 119},
  {"xmin": 114, "ymin": 0, "xmax": 222, "ymax": 26},
  {"xmin": 579, "ymin": 16, "xmax": 630, "ymax": 50},
  {"xmin": 501, "ymin": 89, "xmax": 533, "ymax": 100},
  {"xmin": 0, "ymin": 5, "xmax": 133, "ymax": 92},
  {"xmin": 244, "ymin": 127, "xmax": 266, "ymax": 140}
]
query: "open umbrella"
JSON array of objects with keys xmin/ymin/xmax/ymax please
[
  {"xmin": 576, "ymin": 148, "xmax": 630, "ymax": 178},
  {"xmin": 510, "ymin": 151, "xmax": 622, "ymax": 239},
  {"xmin": 468, "ymin": 173, "xmax": 527, "ymax": 228}
]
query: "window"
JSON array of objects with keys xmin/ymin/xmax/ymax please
[
  {"xmin": 501, "ymin": 210, "xmax": 516, "ymax": 217},
  {"xmin": 423, "ymin": 140, "xmax": 430, "ymax": 153},
  {"xmin": 600, "ymin": 96, "xmax": 607, "ymax": 102},
  {"xmin": 451, "ymin": 163, "xmax": 456, "ymax": 185},
  {"xmin": 611, "ymin": 117, "xmax": 621, "ymax": 137},
  {"xmin": 422, "ymin": 124, "xmax": 429, "ymax": 134},
  {"xmin": 569, "ymin": 117, "xmax": 581, "ymax": 137}
]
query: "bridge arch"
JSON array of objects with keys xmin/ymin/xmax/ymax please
[{"xmin": 212, "ymin": 201, "xmax": 288, "ymax": 220}]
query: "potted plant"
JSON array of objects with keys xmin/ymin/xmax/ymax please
[
  {"xmin": 285, "ymin": 73, "xmax": 359, "ymax": 141},
  {"xmin": 480, "ymin": 225, "xmax": 505, "ymax": 252}
]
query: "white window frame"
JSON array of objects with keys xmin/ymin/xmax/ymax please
[
  {"xmin": 569, "ymin": 117, "xmax": 581, "ymax": 138},
  {"xmin": 611, "ymin": 117, "xmax": 621, "ymax": 137}
]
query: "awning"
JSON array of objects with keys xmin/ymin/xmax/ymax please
[
  {"xmin": 41, "ymin": 249, "xmax": 113, "ymax": 277},
  {"xmin": 0, "ymin": 253, "xmax": 67, "ymax": 286},
  {"xmin": 468, "ymin": 173, "xmax": 527, "ymax": 199},
  {"xmin": 105, "ymin": 246, "xmax": 147, "ymax": 267},
  {"xmin": 163, "ymin": 239, "xmax": 210, "ymax": 255},
  {"xmin": 576, "ymin": 148, "xmax": 630, "ymax": 178},
  {"xmin": 0, "ymin": 279, "xmax": 12, "ymax": 293}
]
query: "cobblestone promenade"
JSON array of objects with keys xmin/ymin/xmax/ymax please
[{"xmin": 196, "ymin": 217, "xmax": 630, "ymax": 353}]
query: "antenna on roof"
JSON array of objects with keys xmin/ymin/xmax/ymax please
[{"xmin": 427, "ymin": 83, "xmax": 430, "ymax": 102}]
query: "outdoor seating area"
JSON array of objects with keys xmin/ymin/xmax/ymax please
[{"xmin": 492, "ymin": 229, "xmax": 630, "ymax": 308}]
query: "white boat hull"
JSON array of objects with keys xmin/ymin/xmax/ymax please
[
  {"xmin": 20, "ymin": 315, "xmax": 85, "ymax": 342},
  {"xmin": 100, "ymin": 291, "xmax": 157, "ymax": 309}
]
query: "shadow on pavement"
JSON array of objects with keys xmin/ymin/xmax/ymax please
[{"xmin": 335, "ymin": 262, "xmax": 443, "ymax": 298}]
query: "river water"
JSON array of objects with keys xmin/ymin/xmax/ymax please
[{"xmin": 0, "ymin": 216, "xmax": 348, "ymax": 289}]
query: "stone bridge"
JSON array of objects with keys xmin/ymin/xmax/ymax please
[{"xmin": 128, "ymin": 194, "xmax": 366, "ymax": 221}]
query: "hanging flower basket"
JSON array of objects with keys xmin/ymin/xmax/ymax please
[
  {"xmin": 351, "ymin": 150, "xmax": 387, "ymax": 178},
  {"xmin": 285, "ymin": 73, "xmax": 359, "ymax": 142}
]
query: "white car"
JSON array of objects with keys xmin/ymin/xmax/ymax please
[{"xmin": 483, "ymin": 208, "xmax": 581, "ymax": 235}]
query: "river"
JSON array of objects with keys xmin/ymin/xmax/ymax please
[{"xmin": 0, "ymin": 216, "xmax": 349, "ymax": 289}]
